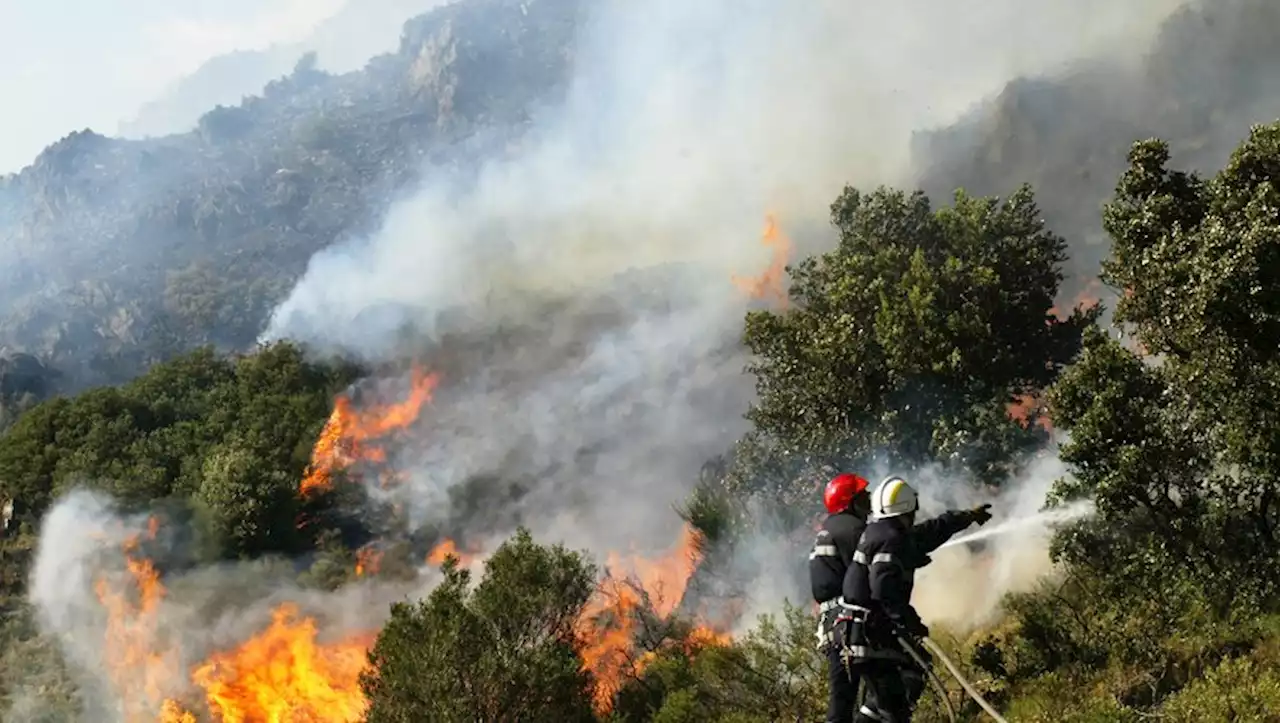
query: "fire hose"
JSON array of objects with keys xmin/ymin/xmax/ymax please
[
  {"xmin": 894, "ymin": 637, "xmax": 956, "ymax": 723},
  {"xmin": 897, "ymin": 636, "xmax": 1009, "ymax": 723}
]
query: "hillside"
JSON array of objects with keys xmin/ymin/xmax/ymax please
[
  {"xmin": 6, "ymin": 119, "xmax": 1280, "ymax": 720},
  {"xmin": 0, "ymin": 0, "xmax": 583, "ymax": 393},
  {"xmin": 1, "ymin": 0, "xmax": 1276, "ymax": 407},
  {"xmin": 3, "ymin": 0, "xmax": 1280, "ymax": 720},
  {"xmin": 913, "ymin": 0, "xmax": 1280, "ymax": 288}
]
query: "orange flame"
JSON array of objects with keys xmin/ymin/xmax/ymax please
[
  {"xmin": 685, "ymin": 625, "xmax": 733, "ymax": 649},
  {"xmin": 93, "ymin": 517, "xmax": 183, "ymax": 722},
  {"xmin": 184, "ymin": 604, "xmax": 374, "ymax": 723},
  {"xmin": 575, "ymin": 524, "xmax": 729, "ymax": 714},
  {"xmin": 100, "ymin": 520, "xmax": 730, "ymax": 722},
  {"xmin": 633, "ymin": 624, "xmax": 733, "ymax": 677},
  {"xmin": 1074, "ymin": 279, "xmax": 1104, "ymax": 312},
  {"xmin": 1050, "ymin": 278, "xmax": 1104, "ymax": 320},
  {"xmin": 1006, "ymin": 392, "xmax": 1053, "ymax": 432},
  {"xmin": 93, "ymin": 364, "xmax": 737, "ymax": 721},
  {"xmin": 732, "ymin": 212, "xmax": 792, "ymax": 308},
  {"xmin": 159, "ymin": 699, "xmax": 198, "ymax": 723},
  {"xmin": 417, "ymin": 530, "xmax": 728, "ymax": 713},
  {"xmin": 354, "ymin": 545, "xmax": 383, "ymax": 578},
  {"xmin": 93, "ymin": 519, "xmax": 379, "ymax": 723},
  {"xmin": 158, "ymin": 370, "xmax": 438, "ymax": 718},
  {"xmin": 299, "ymin": 402, "xmax": 353, "ymax": 497},
  {"xmin": 425, "ymin": 538, "xmax": 482, "ymax": 568},
  {"xmin": 300, "ymin": 368, "xmax": 439, "ymax": 496}
]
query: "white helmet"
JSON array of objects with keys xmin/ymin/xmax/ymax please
[{"xmin": 870, "ymin": 476, "xmax": 919, "ymax": 520}]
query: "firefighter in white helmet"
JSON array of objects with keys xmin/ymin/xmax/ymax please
[{"xmin": 836, "ymin": 476, "xmax": 992, "ymax": 722}]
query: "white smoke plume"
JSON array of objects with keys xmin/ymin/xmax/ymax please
[
  {"xmin": 262, "ymin": 0, "xmax": 1183, "ymax": 554},
  {"xmin": 268, "ymin": 0, "xmax": 1186, "ymax": 350},
  {"xmin": 910, "ymin": 452, "xmax": 1094, "ymax": 631},
  {"xmin": 717, "ymin": 449, "xmax": 1095, "ymax": 637},
  {"xmin": 23, "ymin": 488, "xmax": 440, "ymax": 722}
]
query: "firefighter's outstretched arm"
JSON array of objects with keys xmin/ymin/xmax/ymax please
[{"xmin": 912, "ymin": 504, "xmax": 993, "ymax": 554}]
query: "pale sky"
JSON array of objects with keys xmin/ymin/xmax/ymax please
[
  {"xmin": 0, "ymin": 0, "xmax": 1184, "ymax": 177},
  {"xmin": 0, "ymin": 0, "xmax": 345, "ymax": 174}
]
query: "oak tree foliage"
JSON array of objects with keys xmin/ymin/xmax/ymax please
[
  {"xmin": 739, "ymin": 185, "xmax": 1097, "ymax": 497},
  {"xmin": 1050, "ymin": 122, "xmax": 1280, "ymax": 611}
]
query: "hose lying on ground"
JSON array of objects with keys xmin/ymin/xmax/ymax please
[
  {"xmin": 896, "ymin": 637, "xmax": 957, "ymax": 723},
  {"xmin": 918, "ymin": 637, "xmax": 1010, "ymax": 723}
]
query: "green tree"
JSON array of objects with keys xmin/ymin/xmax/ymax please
[
  {"xmin": 0, "ymin": 342, "xmax": 359, "ymax": 557},
  {"xmin": 1048, "ymin": 122, "xmax": 1280, "ymax": 611},
  {"xmin": 738, "ymin": 185, "xmax": 1096, "ymax": 498},
  {"xmin": 194, "ymin": 438, "xmax": 302, "ymax": 558},
  {"xmin": 360, "ymin": 528, "xmax": 598, "ymax": 723},
  {"xmin": 1101, "ymin": 123, "xmax": 1280, "ymax": 478}
]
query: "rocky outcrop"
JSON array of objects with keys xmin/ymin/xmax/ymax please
[{"xmin": 0, "ymin": 0, "xmax": 585, "ymax": 391}]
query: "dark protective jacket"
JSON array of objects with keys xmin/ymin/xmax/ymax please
[
  {"xmin": 842, "ymin": 511, "xmax": 976, "ymax": 636},
  {"xmin": 808, "ymin": 510, "xmax": 868, "ymax": 604}
]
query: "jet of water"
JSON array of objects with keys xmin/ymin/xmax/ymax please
[{"xmin": 936, "ymin": 500, "xmax": 1095, "ymax": 551}]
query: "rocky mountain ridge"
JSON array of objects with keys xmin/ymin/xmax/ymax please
[{"xmin": 2, "ymin": 0, "xmax": 1278, "ymax": 407}]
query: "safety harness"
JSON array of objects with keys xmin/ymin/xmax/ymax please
[{"xmin": 814, "ymin": 597, "xmax": 845, "ymax": 650}]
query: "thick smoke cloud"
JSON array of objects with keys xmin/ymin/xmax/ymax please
[
  {"xmin": 23, "ymin": 488, "xmax": 440, "ymax": 722},
  {"xmin": 264, "ymin": 0, "xmax": 1180, "ymax": 550},
  {"xmin": 910, "ymin": 453, "xmax": 1094, "ymax": 630},
  {"xmin": 263, "ymin": 0, "xmax": 1183, "ymax": 593},
  {"xmin": 268, "ymin": 0, "xmax": 1188, "ymax": 344}
]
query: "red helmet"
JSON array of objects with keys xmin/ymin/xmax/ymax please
[{"xmin": 823, "ymin": 473, "xmax": 870, "ymax": 514}]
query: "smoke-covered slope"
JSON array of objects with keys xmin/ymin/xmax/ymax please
[
  {"xmin": 0, "ymin": 0, "xmax": 1272, "ymax": 421},
  {"xmin": 0, "ymin": 0, "xmax": 583, "ymax": 390},
  {"xmin": 3, "ymin": 0, "xmax": 1275, "ymax": 395},
  {"xmin": 913, "ymin": 0, "xmax": 1280, "ymax": 291},
  {"xmin": 0, "ymin": 0, "xmax": 1222, "ymax": 395}
]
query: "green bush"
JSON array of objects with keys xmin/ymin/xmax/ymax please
[
  {"xmin": 1159, "ymin": 655, "xmax": 1280, "ymax": 722},
  {"xmin": 360, "ymin": 529, "xmax": 598, "ymax": 723}
]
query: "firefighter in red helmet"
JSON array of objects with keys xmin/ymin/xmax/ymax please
[{"xmin": 809, "ymin": 472, "xmax": 872, "ymax": 722}]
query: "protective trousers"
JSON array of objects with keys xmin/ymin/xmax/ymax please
[
  {"xmin": 852, "ymin": 658, "xmax": 927, "ymax": 723},
  {"xmin": 825, "ymin": 645, "xmax": 860, "ymax": 723},
  {"xmin": 817, "ymin": 605, "xmax": 862, "ymax": 722}
]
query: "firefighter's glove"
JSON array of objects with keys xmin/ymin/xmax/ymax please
[
  {"xmin": 968, "ymin": 503, "xmax": 993, "ymax": 526},
  {"xmin": 895, "ymin": 618, "xmax": 929, "ymax": 641}
]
